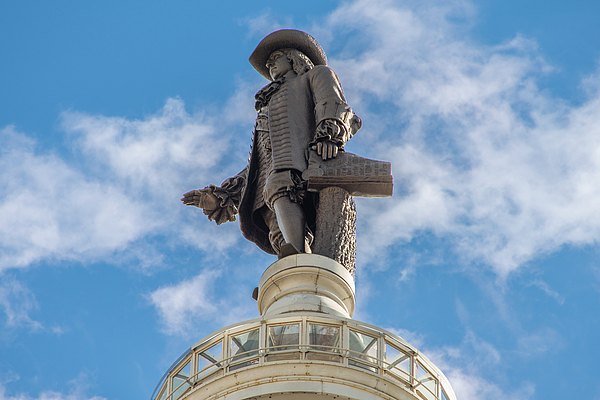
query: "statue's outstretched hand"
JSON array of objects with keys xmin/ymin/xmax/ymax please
[
  {"xmin": 182, "ymin": 189, "xmax": 220, "ymax": 210},
  {"xmin": 182, "ymin": 187, "xmax": 238, "ymax": 225}
]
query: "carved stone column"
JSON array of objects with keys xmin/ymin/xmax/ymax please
[{"xmin": 312, "ymin": 186, "xmax": 356, "ymax": 277}]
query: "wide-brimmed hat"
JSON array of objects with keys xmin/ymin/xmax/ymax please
[{"xmin": 249, "ymin": 29, "xmax": 327, "ymax": 81}]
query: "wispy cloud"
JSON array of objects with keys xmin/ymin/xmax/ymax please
[
  {"xmin": 240, "ymin": 11, "xmax": 291, "ymax": 40},
  {"xmin": 62, "ymin": 98, "xmax": 228, "ymax": 198},
  {"xmin": 147, "ymin": 268, "xmax": 257, "ymax": 338},
  {"xmin": 310, "ymin": 0, "xmax": 600, "ymax": 277},
  {"xmin": 0, "ymin": 276, "xmax": 41, "ymax": 330},
  {"xmin": 391, "ymin": 325, "xmax": 535, "ymax": 400},
  {"xmin": 442, "ymin": 366, "xmax": 535, "ymax": 400},
  {"xmin": 0, "ymin": 90, "xmax": 256, "ymax": 273},
  {"xmin": 528, "ymin": 279, "xmax": 565, "ymax": 305},
  {"xmin": 436, "ymin": 335, "xmax": 536, "ymax": 400},
  {"xmin": 516, "ymin": 327, "xmax": 562, "ymax": 357},
  {"xmin": 0, "ymin": 371, "xmax": 105, "ymax": 400},
  {"xmin": 0, "ymin": 125, "xmax": 150, "ymax": 270}
]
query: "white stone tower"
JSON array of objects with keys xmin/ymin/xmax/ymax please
[{"xmin": 150, "ymin": 254, "xmax": 456, "ymax": 400}]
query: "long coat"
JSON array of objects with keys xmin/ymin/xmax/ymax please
[{"xmin": 235, "ymin": 65, "xmax": 359, "ymax": 254}]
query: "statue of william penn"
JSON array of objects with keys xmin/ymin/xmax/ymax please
[{"xmin": 183, "ymin": 30, "xmax": 389, "ymax": 261}]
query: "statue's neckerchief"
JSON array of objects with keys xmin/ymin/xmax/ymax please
[{"xmin": 254, "ymin": 76, "xmax": 285, "ymax": 111}]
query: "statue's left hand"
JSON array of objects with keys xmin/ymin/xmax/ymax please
[{"xmin": 312, "ymin": 141, "xmax": 340, "ymax": 160}]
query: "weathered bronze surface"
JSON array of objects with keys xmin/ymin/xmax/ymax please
[{"xmin": 182, "ymin": 29, "xmax": 392, "ymax": 273}]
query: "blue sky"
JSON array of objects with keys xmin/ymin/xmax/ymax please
[{"xmin": 1, "ymin": 0, "xmax": 600, "ymax": 399}]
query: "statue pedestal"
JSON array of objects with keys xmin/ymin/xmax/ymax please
[
  {"xmin": 313, "ymin": 186, "xmax": 357, "ymax": 276},
  {"xmin": 257, "ymin": 254, "xmax": 355, "ymax": 318}
]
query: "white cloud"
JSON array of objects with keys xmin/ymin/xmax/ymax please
[
  {"xmin": 516, "ymin": 327, "xmax": 562, "ymax": 357},
  {"xmin": 436, "ymin": 343, "xmax": 536, "ymax": 400},
  {"xmin": 0, "ymin": 372, "xmax": 106, "ymax": 400},
  {"xmin": 528, "ymin": 279, "xmax": 565, "ymax": 305},
  {"xmin": 0, "ymin": 126, "xmax": 150, "ymax": 270},
  {"xmin": 0, "ymin": 91, "xmax": 256, "ymax": 273},
  {"xmin": 0, "ymin": 276, "xmax": 41, "ymax": 330},
  {"xmin": 148, "ymin": 269, "xmax": 257, "ymax": 338},
  {"xmin": 391, "ymin": 325, "xmax": 535, "ymax": 400},
  {"xmin": 313, "ymin": 0, "xmax": 600, "ymax": 276},
  {"xmin": 242, "ymin": 13, "xmax": 285, "ymax": 40},
  {"xmin": 0, "ymin": 388, "xmax": 103, "ymax": 400},
  {"xmin": 60, "ymin": 96, "xmax": 251, "ymax": 262},
  {"xmin": 61, "ymin": 98, "xmax": 228, "ymax": 198},
  {"xmin": 148, "ymin": 269, "xmax": 220, "ymax": 336},
  {"xmin": 443, "ymin": 367, "xmax": 535, "ymax": 400},
  {"xmin": 385, "ymin": 326, "xmax": 425, "ymax": 348}
]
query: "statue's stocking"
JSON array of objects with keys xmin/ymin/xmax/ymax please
[{"xmin": 272, "ymin": 196, "xmax": 305, "ymax": 257}]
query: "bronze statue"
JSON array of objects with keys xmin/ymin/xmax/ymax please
[{"xmin": 183, "ymin": 30, "xmax": 392, "ymax": 268}]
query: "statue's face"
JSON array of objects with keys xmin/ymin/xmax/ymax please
[{"xmin": 266, "ymin": 50, "xmax": 292, "ymax": 80}]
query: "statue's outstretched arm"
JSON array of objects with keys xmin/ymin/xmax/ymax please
[{"xmin": 182, "ymin": 167, "xmax": 248, "ymax": 225}]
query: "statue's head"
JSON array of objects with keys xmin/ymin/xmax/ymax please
[
  {"xmin": 250, "ymin": 29, "xmax": 327, "ymax": 81},
  {"xmin": 266, "ymin": 48, "xmax": 315, "ymax": 80}
]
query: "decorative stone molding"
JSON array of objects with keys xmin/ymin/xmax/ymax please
[{"xmin": 257, "ymin": 254, "xmax": 355, "ymax": 318}]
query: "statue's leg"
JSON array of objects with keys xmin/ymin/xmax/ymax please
[
  {"xmin": 264, "ymin": 170, "xmax": 306, "ymax": 257},
  {"xmin": 272, "ymin": 196, "xmax": 305, "ymax": 256}
]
